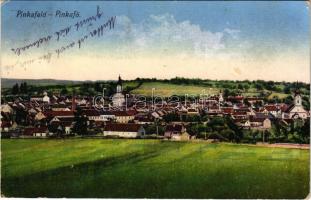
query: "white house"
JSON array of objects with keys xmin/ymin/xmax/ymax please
[
  {"xmin": 23, "ymin": 127, "xmax": 48, "ymax": 137},
  {"xmin": 99, "ymin": 111, "xmax": 116, "ymax": 121},
  {"xmin": 43, "ymin": 92, "xmax": 50, "ymax": 103},
  {"xmin": 112, "ymin": 111, "xmax": 135, "ymax": 123},
  {"xmin": 103, "ymin": 123, "xmax": 145, "ymax": 138}
]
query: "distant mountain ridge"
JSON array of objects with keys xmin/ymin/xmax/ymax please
[{"xmin": 1, "ymin": 78, "xmax": 86, "ymax": 88}]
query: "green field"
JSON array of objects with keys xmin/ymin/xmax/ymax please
[
  {"xmin": 268, "ymin": 92, "xmax": 290, "ymax": 100},
  {"xmin": 1, "ymin": 139, "xmax": 309, "ymax": 198},
  {"xmin": 131, "ymin": 82, "xmax": 219, "ymax": 96}
]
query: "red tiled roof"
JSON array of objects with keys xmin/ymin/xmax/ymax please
[
  {"xmin": 23, "ymin": 127, "xmax": 48, "ymax": 135},
  {"xmin": 51, "ymin": 104, "xmax": 69, "ymax": 108},
  {"xmin": 232, "ymin": 111, "xmax": 247, "ymax": 116},
  {"xmin": 1, "ymin": 121, "xmax": 11, "ymax": 128},
  {"xmin": 233, "ymin": 118, "xmax": 247, "ymax": 123},
  {"xmin": 227, "ymin": 96, "xmax": 244, "ymax": 100},
  {"xmin": 50, "ymin": 121, "xmax": 73, "ymax": 127},
  {"xmin": 284, "ymin": 104, "xmax": 295, "ymax": 113},
  {"xmin": 282, "ymin": 118, "xmax": 293, "ymax": 124},
  {"xmin": 209, "ymin": 105, "xmax": 219, "ymax": 110},
  {"xmin": 280, "ymin": 104, "xmax": 289, "ymax": 112},
  {"xmin": 233, "ymin": 115, "xmax": 247, "ymax": 119},
  {"xmin": 222, "ymin": 107, "xmax": 233, "ymax": 114},
  {"xmin": 57, "ymin": 117, "xmax": 74, "ymax": 122},
  {"xmin": 234, "ymin": 108, "xmax": 250, "ymax": 112},
  {"xmin": 82, "ymin": 109, "xmax": 100, "ymax": 116},
  {"xmin": 104, "ymin": 123, "xmax": 142, "ymax": 132},
  {"xmin": 264, "ymin": 105, "xmax": 278, "ymax": 112},
  {"xmin": 44, "ymin": 111, "xmax": 74, "ymax": 118},
  {"xmin": 246, "ymin": 97, "xmax": 263, "ymax": 101},
  {"xmin": 250, "ymin": 118, "xmax": 267, "ymax": 123},
  {"xmin": 111, "ymin": 111, "xmax": 134, "ymax": 116},
  {"xmin": 126, "ymin": 109, "xmax": 138, "ymax": 116}
]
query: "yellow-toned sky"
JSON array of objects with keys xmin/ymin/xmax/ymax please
[{"xmin": 3, "ymin": 50, "xmax": 309, "ymax": 82}]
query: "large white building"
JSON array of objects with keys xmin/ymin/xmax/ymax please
[
  {"xmin": 103, "ymin": 123, "xmax": 145, "ymax": 138},
  {"xmin": 282, "ymin": 89, "xmax": 309, "ymax": 119}
]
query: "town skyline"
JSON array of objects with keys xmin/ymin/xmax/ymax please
[{"xmin": 2, "ymin": 76, "xmax": 310, "ymax": 84}]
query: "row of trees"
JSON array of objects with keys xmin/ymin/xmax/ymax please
[
  {"xmin": 12, "ymin": 82, "xmax": 28, "ymax": 95},
  {"xmin": 130, "ymin": 77, "xmax": 310, "ymax": 95},
  {"xmin": 185, "ymin": 116, "xmax": 310, "ymax": 144},
  {"xmin": 186, "ymin": 117, "xmax": 244, "ymax": 142},
  {"xmin": 7, "ymin": 78, "xmax": 309, "ymax": 98}
]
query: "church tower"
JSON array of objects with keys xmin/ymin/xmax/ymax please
[
  {"xmin": 293, "ymin": 82, "xmax": 302, "ymax": 107},
  {"xmin": 116, "ymin": 75, "xmax": 122, "ymax": 93},
  {"xmin": 294, "ymin": 89, "xmax": 302, "ymax": 107},
  {"xmin": 112, "ymin": 75, "xmax": 125, "ymax": 108},
  {"xmin": 219, "ymin": 90, "xmax": 224, "ymax": 103}
]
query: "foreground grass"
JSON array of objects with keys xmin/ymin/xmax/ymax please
[{"xmin": 1, "ymin": 139, "xmax": 309, "ymax": 198}]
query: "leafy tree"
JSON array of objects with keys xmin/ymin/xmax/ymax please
[
  {"xmin": 243, "ymin": 84, "xmax": 250, "ymax": 90},
  {"xmin": 184, "ymin": 115, "xmax": 201, "ymax": 122},
  {"xmin": 254, "ymin": 100, "xmax": 263, "ymax": 108},
  {"xmin": 301, "ymin": 120, "xmax": 310, "ymax": 143},
  {"xmin": 144, "ymin": 124, "xmax": 164, "ymax": 135},
  {"xmin": 283, "ymin": 86, "xmax": 291, "ymax": 94},
  {"xmin": 72, "ymin": 107, "xmax": 88, "ymax": 135},
  {"xmin": 302, "ymin": 96, "xmax": 310, "ymax": 110},
  {"xmin": 225, "ymin": 116, "xmax": 243, "ymax": 143},
  {"xmin": 163, "ymin": 112, "xmax": 180, "ymax": 122},
  {"xmin": 60, "ymin": 88, "xmax": 68, "ymax": 95},
  {"xmin": 238, "ymin": 84, "xmax": 244, "ymax": 90},
  {"xmin": 220, "ymin": 129, "xmax": 235, "ymax": 141},
  {"xmin": 20, "ymin": 82, "xmax": 28, "ymax": 94},
  {"xmin": 223, "ymin": 89, "xmax": 230, "ymax": 98},
  {"xmin": 187, "ymin": 123, "xmax": 207, "ymax": 138},
  {"xmin": 243, "ymin": 98, "xmax": 251, "ymax": 107},
  {"xmin": 255, "ymin": 83, "xmax": 263, "ymax": 90},
  {"xmin": 283, "ymin": 95, "xmax": 293, "ymax": 104},
  {"xmin": 15, "ymin": 107, "xmax": 28, "ymax": 125},
  {"xmin": 12, "ymin": 83, "xmax": 19, "ymax": 95},
  {"xmin": 207, "ymin": 117, "xmax": 225, "ymax": 131},
  {"xmin": 94, "ymin": 82, "xmax": 102, "ymax": 93}
]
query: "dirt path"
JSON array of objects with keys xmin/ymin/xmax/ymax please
[{"xmin": 254, "ymin": 143, "xmax": 310, "ymax": 149}]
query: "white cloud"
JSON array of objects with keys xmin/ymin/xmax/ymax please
[
  {"xmin": 114, "ymin": 13, "xmax": 240, "ymax": 56},
  {"xmin": 224, "ymin": 28, "xmax": 241, "ymax": 39}
]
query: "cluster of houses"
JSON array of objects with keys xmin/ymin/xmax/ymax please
[{"xmin": 1, "ymin": 77, "xmax": 309, "ymax": 140}]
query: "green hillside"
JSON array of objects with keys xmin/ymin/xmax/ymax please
[{"xmin": 131, "ymin": 82, "xmax": 220, "ymax": 96}]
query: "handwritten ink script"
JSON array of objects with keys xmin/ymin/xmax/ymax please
[{"xmin": 8, "ymin": 6, "xmax": 116, "ymax": 70}]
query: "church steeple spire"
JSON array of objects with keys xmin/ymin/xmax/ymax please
[
  {"xmin": 116, "ymin": 75, "xmax": 122, "ymax": 93},
  {"xmin": 294, "ymin": 81, "xmax": 300, "ymax": 97},
  {"xmin": 293, "ymin": 81, "xmax": 302, "ymax": 106},
  {"xmin": 117, "ymin": 74, "xmax": 122, "ymax": 86}
]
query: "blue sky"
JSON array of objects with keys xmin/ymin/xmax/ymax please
[{"xmin": 1, "ymin": 1, "xmax": 310, "ymax": 82}]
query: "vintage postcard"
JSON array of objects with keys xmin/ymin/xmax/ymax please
[{"xmin": 1, "ymin": 0, "xmax": 310, "ymax": 199}]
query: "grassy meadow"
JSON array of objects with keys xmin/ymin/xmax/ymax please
[
  {"xmin": 131, "ymin": 82, "xmax": 220, "ymax": 96},
  {"xmin": 1, "ymin": 139, "xmax": 309, "ymax": 198}
]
